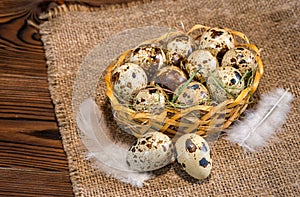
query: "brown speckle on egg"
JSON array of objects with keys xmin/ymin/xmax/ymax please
[
  {"xmin": 186, "ymin": 138, "xmax": 197, "ymax": 153},
  {"xmin": 210, "ymin": 29, "xmax": 224, "ymax": 38},
  {"xmin": 146, "ymin": 143, "xmax": 152, "ymax": 149},
  {"xmin": 127, "ymin": 82, "xmax": 132, "ymax": 88},
  {"xmin": 129, "ymin": 46, "xmax": 166, "ymax": 79},
  {"xmin": 197, "ymin": 27, "xmax": 234, "ymax": 59}
]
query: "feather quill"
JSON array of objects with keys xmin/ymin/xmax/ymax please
[
  {"xmin": 226, "ymin": 88, "xmax": 293, "ymax": 152},
  {"xmin": 76, "ymin": 98, "xmax": 151, "ymax": 187}
]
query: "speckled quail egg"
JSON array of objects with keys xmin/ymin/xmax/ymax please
[
  {"xmin": 197, "ymin": 27, "xmax": 234, "ymax": 61},
  {"xmin": 132, "ymin": 86, "xmax": 167, "ymax": 114},
  {"xmin": 175, "ymin": 133, "xmax": 212, "ymax": 180},
  {"xmin": 129, "ymin": 46, "xmax": 166, "ymax": 79},
  {"xmin": 185, "ymin": 50, "xmax": 219, "ymax": 83},
  {"xmin": 166, "ymin": 34, "xmax": 197, "ymax": 68},
  {"xmin": 221, "ymin": 47, "xmax": 257, "ymax": 75},
  {"xmin": 174, "ymin": 81, "xmax": 210, "ymax": 107},
  {"xmin": 126, "ymin": 132, "xmax": 175, "ymax": 172},
  {"xmin": 206, "ymin": 66, "xmax": 245, "ymax": 102},
  {"xmin": 154, "ymin": 66, "xmax": 187, "ymax": 92},
  {"xmin": 206, "ymin": 75, "xmax": 227, "ymax": 103},
  {"xmin": 112, "ymin": 63, "xmax": 148, "ymax": 102},
  {"xmin": 216, "ymin": 66, "xmax": 245, "ymax": 96}
]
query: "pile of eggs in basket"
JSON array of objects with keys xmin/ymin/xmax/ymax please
[
  {"xmin": 111, "ymin": 27, "xmax": 258, "ymax": 110},
  {"xmin": 111, "ymin": 27, "xmax": 258, "ymax": 180}
]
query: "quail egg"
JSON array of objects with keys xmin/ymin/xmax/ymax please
[
  {"xmin": 132, "ymin": 86, "xmax": 167, "ymax": 114},
  {"xmin": 197, "ymin": 27, "xmax": 234, "ymax": 61},
  {"xmin": 175, "ymin": 133, "xmax": 212, "ymax": 180},
  {"xmin": 221, "ymin": 47, "xmax": 257, "ymax": 75},
  {"xmin": 207, "ymin": 66, "xmax": 245, "ymax": 102},
  {"xmin": 126, "ymin": 132, "xmax": 175, "ymax": 172},
  {"xmin": 166, "ymin": 34, "xmax": 197, "ymax": 68},
  {"xmin": 112, "ymin": 63, "xmax": 148, "ymax": 102},
  {"xmin": 174, "ymin": 81, "xmax": 210, "ymax": 107},
  {"xmin": 185, "ymin": 50, "xmax": 219, "ymax": 83},
  {"xmin": 154, "ymin": 66, "xmax": 187, "ymax": 92},
  {"xmin": 129, "ymin": 46, "xmax": 166, "ymax": 78}
]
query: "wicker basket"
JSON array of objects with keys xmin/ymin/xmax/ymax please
[{"xmin": 105, "ymin": 24, "xmax": 264, "ymax": 138}]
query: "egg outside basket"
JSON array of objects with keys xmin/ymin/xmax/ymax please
[{"xmin": 105, "ymin": 24, "xmax": 264, "ymax": 139}]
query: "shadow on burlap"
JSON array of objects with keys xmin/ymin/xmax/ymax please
[{"xmin": 40, "ymin": 0, "xmax": 299, "ymax": 196}]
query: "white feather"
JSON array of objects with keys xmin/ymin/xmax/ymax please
[
  {"xmin": 76, "ymin": 98, "xmax": 151, "ymax": 187},
  {"xmin": 226, "ymin": 88, "xmax": 293, "ymax": 152}
]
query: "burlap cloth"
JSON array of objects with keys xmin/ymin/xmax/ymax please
[{"xmin": 40, "ymin": 0, "xmax": 299, "ymax": 196}]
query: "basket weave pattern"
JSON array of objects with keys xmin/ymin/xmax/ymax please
[{"xmin": 105, "ymin": 25, "xmax": 264, "ymax": 138}]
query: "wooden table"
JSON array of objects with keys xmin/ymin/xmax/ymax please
[{"xmin": 0, "ymin": 0, "xmax": 133, "ymax": 196}]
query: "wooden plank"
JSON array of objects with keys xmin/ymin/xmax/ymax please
[
  {"xmin": 0, "ymin": 0, "xmax": 55, "ymax": 121},
  {"xmin": 0, "ymin": 0, "xmax": 74, "ymax": 195},
  {"xmin": 0, "ymin": 168, "xmax": 73, "ymax": 196},
  {"xmin": 0, "ymin": 119, "xmax": 69, "ymax": 172},
  {"xmin": 0, "ymin": 74, "xmax": 56, "ymax": 121}
]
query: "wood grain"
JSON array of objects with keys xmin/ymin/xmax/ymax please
[
  {"xmin": 0, "ymin": 1, "xmax": 73, "ymax": 195},
  {"xmin": 0, "ymin": 169, "xmax": 73, "ymax": 197},
  {"xmin": 0, "ymin": 0, "xmax": 137, "ymax": 196},
  {"xmin": 0, "ymin": 119, "xmax": 69, "ymax": 172}
]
